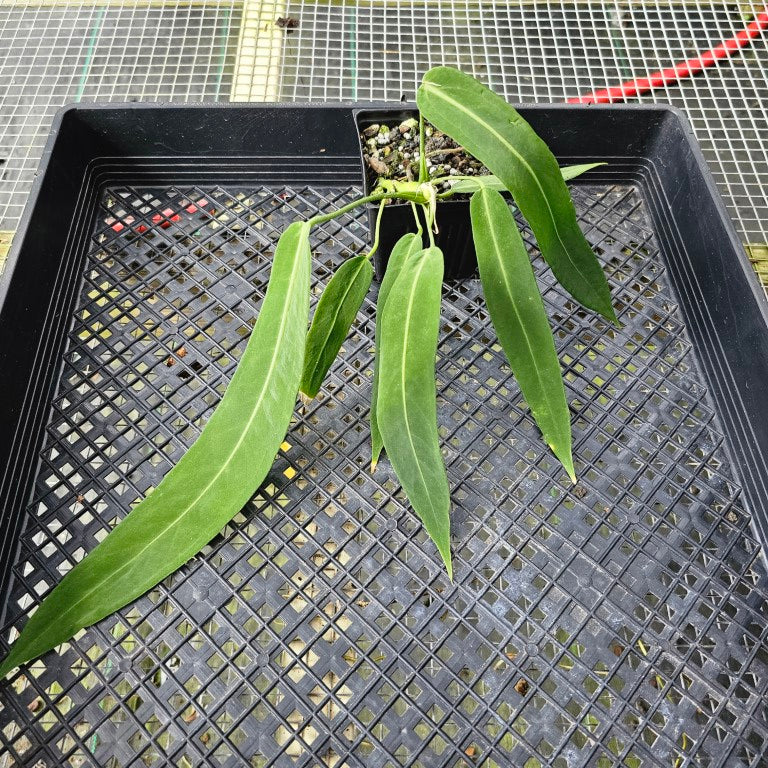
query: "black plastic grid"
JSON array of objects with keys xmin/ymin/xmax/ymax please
[{"xmin": 1, "ymin": 181, "xmax": 767, "ymax": 768}]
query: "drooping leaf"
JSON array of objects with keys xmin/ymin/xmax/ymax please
[
  {"xmin": 377, "ymin": 245, "xmax": 452, "ymax": 578},
  {"xmin": 471, "ymin": 188, "xmax": 575, "ymax": 481},
  {"xmin": 0, "ymin": 222, "xmax": 312, "ymax": 679},
  {"xmin": 370, "ymin": 233, "xmax": 423, "ymax": 470},
  {"xmin": 450, "ymin": 163, "xmax": 606, "ymax": 194},
  {"xmin": 418, "ymin": 66, "xmax": 617, "ymax": 324},
  {"xmin": 301, "ymin": 254, "xmax": 373, "ymax": 399}
]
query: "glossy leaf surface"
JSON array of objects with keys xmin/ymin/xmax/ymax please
[
  {"xmin": 0, "ymin": 221, "xmax": 312, "ymax": 678},
  {"xmin": 471, "ymin": 188, "xmax": 575, "ymax": 480},
  {"xmin": 450, "ymin": 162, "xmax": 606, "ymax": 193},
  {"xmin": 418, "ymin": 66, "xmax": 617, "ymax": 323},
  {"xmin": 370, "ymin": 233, "xmax": 423, "ymax": 470},
  {"xmin": 377, "ymin": 245, "xmax": 452, "ymax": 578},
  {"xmin": 301, "ymin": 254, "xmax": 373, "ymax": 398}
]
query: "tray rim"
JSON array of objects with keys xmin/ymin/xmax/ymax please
[
  {"xmin": 4, "ymin": 100, "xmax": 765, "ymax": 320},
  {"xmin": 2, "ymin": 104, "xmax": 768, "ymax": 768}
]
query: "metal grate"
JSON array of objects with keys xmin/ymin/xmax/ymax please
[
  {"xmin": 1, "ymin": 181, "xmax": 767, "ymax": 767},
  {"xmin": 276, "ymin": 0, "xmax": 768, "ymax": 255}
]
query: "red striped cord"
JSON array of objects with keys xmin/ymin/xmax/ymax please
[{"xmin": 568, "ymin": 11, "xmax": 768, "ymax": 104}]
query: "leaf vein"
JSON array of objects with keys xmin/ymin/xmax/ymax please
[
  {"xmin": 423, "ymin": 82, "xmax": 595, "ymax": 295},
  {"xmin": 50, "ymin": 226, "xmax": 308, "ymax": 628},
  {"xmin": 481, "ymin": 193, "xmax": 555, "ymax": 418}
]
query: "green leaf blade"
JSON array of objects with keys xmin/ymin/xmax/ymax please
[
  {"xmin": 450, "ymin": 175, "xmax": 507, "ymax": 194},
  {"xmin": 418, "ymin": 66, "xmax": 617, "ymax": 324},
  {"xmin": 450, "ymin": 163, "xmax": 606, "ymax": 194},
  {"xmin": 371, "ymin": 233, "xmax": 423, "ymax": 470},
  {"xmin": 471, "ymin": 188, "xmax": 575, "ymax": 481},
  {"xmin": 0, "ymin": 221, "xmax": 312, "ymax": 678},
  {"xmin": 300, "ymin": 254, "xmax": 373, "ymax": 399},
  {"xmin": 377, "ymin": 245, "xmax": 452, "ymax": 578},
  {"xmin": 559, "ymin": 162, "xmax": 607, "ymax": 182}
]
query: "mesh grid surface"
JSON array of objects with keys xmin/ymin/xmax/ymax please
[
  {"xmin": 0, "ymin": 1, "xmax": 766, "ymax": 252},
  {"xmin": 1, "ymin": 181, "xmax": 767, "ymax": 767},
  {"xmin": 277, "ymin": 0, "xmax": 768, "ymax": 251},
  {"xmin": 0, "ymin": 1, "xmax": 240, "ymax": 229}
]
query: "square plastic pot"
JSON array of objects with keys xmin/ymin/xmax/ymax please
[{"xmin": 355, "ymin": 107, "xmax": 478, "ymax": 280}]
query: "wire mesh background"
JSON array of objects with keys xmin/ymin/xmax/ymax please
[
  {"xmin": 1, "ymin": 178, "xmax": 768, "ymax": 768},
  {"xmin": 0, "ymin": 1, "xmax": 766, "ymax": 253}
]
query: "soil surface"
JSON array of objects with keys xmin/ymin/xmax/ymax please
[{"xmin": 361, "ymin": 118, "xmax": 490, "ymax": 192}]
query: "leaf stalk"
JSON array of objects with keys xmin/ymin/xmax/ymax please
[{"xmin": 365, "ymin": 199, "xmax": 386, "ymax": 260}]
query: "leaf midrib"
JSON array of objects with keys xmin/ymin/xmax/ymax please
[
  {"xmin": 481, "ymin": 192, "xmax": 557, "ymax": 426},
  {"xmin": 395, "ymin": 253, "xmax": 442, "ymax": 520},
  {"xmin": 50, "ymin": 228, "xmax": 307, "ymax": 628},
  {"xmin": 372, "ymin": 236, "xmax": 419, "ymax": 466},
  {"xmin": 422, "ymin": 81, "xmax": 594, "ymax": 294}
]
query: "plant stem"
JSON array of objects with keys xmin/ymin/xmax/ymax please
[
  {"xmin": 307, "ymin": 193, "xmax": 393, "ymax": 226},
  {"xmin": 365, "ymin": 199, "xmax": 386, "ymax": 259},
  {"xmin": 434, "ymin": 173, "xmax": 473, "ymax": 182},
  {"xmin": 418, "ymin": 113, "xmax": 427, "ymax": 183},
  {"xmin": 410, "ymin": 201, "xmax": 423, "ymax": 236},
  {"xmin": 425, "ymin": 204, "xmax": 436, "ymax": 248}
]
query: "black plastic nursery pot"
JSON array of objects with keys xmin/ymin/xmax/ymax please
[
  {"xmin": 2, "ymin": 103, "xmax": 768, "ymax": 768},
  {"xmin": 355, "ymin": 107, "xmax": 480, "ymax": 280}
]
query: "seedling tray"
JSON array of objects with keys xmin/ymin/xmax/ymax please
[{"xmin": 1, "ymin": 104, "xmax": 768, "ymax": 768}]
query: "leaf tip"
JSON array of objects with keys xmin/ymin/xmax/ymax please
[
  {"xmin": 549, "ymin": 443, "xmax": 576, "ymax": 484},
  {"xmin": 436, "ymin": 541, "xmax": 453, "ymax": 582},
  {"xmin": 299, "ymin": 391, "xmax": 315, "ymax": 406},
  {"xmin": 370, "ymin": 443, "xmax": 383, "ymax": 473},
  {"xmin": 601, "ymin": 303, "xmax": 621, "ymax": 327}
]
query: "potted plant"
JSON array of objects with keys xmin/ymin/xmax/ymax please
[{"xmin": 0, "ymin": 66, "xmax": 617, "ymax": 678}]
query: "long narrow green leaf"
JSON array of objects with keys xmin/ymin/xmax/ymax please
[
  {"xmin": 377, "ymin": 245, "xmax": 452, "ymax": 578},
  {"xmin": 301, "ymin": 254, "xmax": 373, "ymax": 398},
  {"xmin": 0, "ymin": 221, "xmax": 312, "ymax": 679},
  {"xmin": 418, "ymin": 66, "xmax": 618, "ymax": 324},
  {"xmin": 370, "ymin": 233, "xmax": 423, "ymax": 470},
  {"xmin": 471, "ymin": 188, "xmax": 575, "ymax": 481},
  {"xmin": 450, "ymin": 163, "xmax": 606, "ymax": 194}
]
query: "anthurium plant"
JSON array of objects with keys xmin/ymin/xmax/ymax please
[{"xmin": 0, "ymin": 66, "xmax": 616, "ymax": 678}]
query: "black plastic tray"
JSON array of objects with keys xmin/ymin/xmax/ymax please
[{"xmin": 2, "ymin": 104, "xmax": 768, "ymax": 768}]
